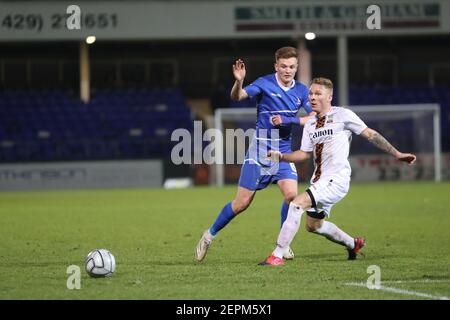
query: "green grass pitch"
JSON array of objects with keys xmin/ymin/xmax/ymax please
[{"xmin": 0, "ymin": 182, "xmax": 449, "ymax": 300}]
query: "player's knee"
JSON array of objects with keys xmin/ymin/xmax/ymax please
[
  {"xmin": 283, "ymin": 192, "xmax": 297, "ymax": 203},
  {"xmin": 305, "ymin": 219, "xmax": 322, "ymax": 232},
  {"xmin": 293, "ymin": 189, "xmax": 314, "ymax": 206},
  {"xmin": 291, "ymin": 197, "xmax": 307, "ymax": 209},
  {"xmin": 305, "ymin": 222, "xmax": 318, "ymax": 232}
]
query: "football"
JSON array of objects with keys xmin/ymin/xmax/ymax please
[{"xmin": 85, "ymin": 249, "xmax": 116, "ymax": 277}]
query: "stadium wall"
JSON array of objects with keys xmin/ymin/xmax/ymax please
[
  {"xmin": 0, "ymin": 160, "xmax": 162, "ymax": 191},
  {"xmin": 0, "ymin": 0, "xmax": 449, "ymax": 41}
]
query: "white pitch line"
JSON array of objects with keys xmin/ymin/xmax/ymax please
[
  {"xmin": 344, "ymin": 282, "xmax": 449, "ymax": 300},
  {"xmin": 381, "ymin": 279, "xmax": 450, "ymax": 284}
]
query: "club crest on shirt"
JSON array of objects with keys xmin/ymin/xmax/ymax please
[
  {"xmin": 296, "ymin": 97, "xmax": 302, "ymax": 106},
  {"xmin": 326, "ymin": 115, "xmax": 334, "ymax": 123}
]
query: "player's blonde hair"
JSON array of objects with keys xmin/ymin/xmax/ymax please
[
  {"xmin": 311, "ymin": 77, "xmax": 334, "ymax": 92},
  {"xmin": 275, "ymin": 47, "xmax": 298, "ymax": 62}
]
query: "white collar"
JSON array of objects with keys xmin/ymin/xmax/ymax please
[{"xmin": 275, "ymin": 73, "xmax": 295, "ymax": 91}]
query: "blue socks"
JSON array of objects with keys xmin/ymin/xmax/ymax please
[
  {"xmin": 280, "ymin": 201, "xmax": 289, "ymax": 229},
  {"xmin": 209, "ymin": 202, "xmax": 235, "ymax": 236},
  {"xmin": 209, "ymin": 201, "xmax": 288, "ymax": 236}
]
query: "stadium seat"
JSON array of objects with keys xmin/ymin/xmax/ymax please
[
  {"xmin": 1, "ymin": 86, "xmax": 447, "ymax": 163},
  {"xmin": 0, "ymin": 89, "xmax": 193, "ymax": 162}
]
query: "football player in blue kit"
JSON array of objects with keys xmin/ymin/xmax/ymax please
[{"xmin": 195, "ymin": 47, "xmax": 315, "ymax": 262}]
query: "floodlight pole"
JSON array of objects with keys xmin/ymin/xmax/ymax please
[
  {"xmin": 337, "ymin": 35, "xmax": 349, "ymax": 106},
  {"xmin": 433, "ymin": 106, "xmax": 442, "ymax": 182},
  {"xmin": 80, "ymin": 41, "xmax": 90, "ymax": 103},
  {"xmin": 297, "ymin": 38, "xmax": 311, "ymax": 86}
]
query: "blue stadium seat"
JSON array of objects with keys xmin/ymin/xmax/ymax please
[{"xmin": 1, "ymin": 86, "xmax": 446, "ymax": 162}]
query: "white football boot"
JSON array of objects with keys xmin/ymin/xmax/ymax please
[{"xmin": 195, "ymin": 230, "xmax": 214, "ymax": 262}]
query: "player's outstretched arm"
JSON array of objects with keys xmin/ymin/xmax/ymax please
[
  {"xmin": 230, "ymin": 59, "xmax": 249, "ymax": 101},
  {"xmin": 360, "ymin": 128, "xmax": 417, "ymax": 165},
  {"xmin": 271, "ymin": 112, "xmax": 316, "ymax": 127},
  {"xmin": 267, "ymin": 150, "xmax": 312, "ymax": 163}
]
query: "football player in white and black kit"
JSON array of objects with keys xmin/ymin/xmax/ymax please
[{"xmin": 260, "ymin": 77, "xmax": 417, "ymax": 265}]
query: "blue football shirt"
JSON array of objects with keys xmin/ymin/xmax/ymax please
[{"xmin": 244, "ymin": 73, "xmax": 312, "ymax": 156}]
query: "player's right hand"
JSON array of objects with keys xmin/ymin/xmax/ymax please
[
  {"xmin": 271, "ymin": 115, "xmax": 283, "ymax": 126},
  {"xmin": 232, "ymin": 59, "xmax": 246, "ymax": 81},
  {"xmin": 265, "ymin": 150, "xmax": 282, "ymax": 162},
  {"xmin": 397, "ymin": 153, "xmax": 417, "ymax": 165}
]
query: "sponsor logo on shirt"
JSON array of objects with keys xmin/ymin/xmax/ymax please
[{"xmin": 310, "ymin": 129, "xmax": 334, "ymax": 139}]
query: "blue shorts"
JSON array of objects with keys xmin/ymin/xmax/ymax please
[{"xmin": 238, "ymin": 161, "xmax": 298, "ymax": 191}]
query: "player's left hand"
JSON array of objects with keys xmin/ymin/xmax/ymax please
[{"xmin": 397, "ymin": 153, "xmax": 417, "ymax": 165}]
